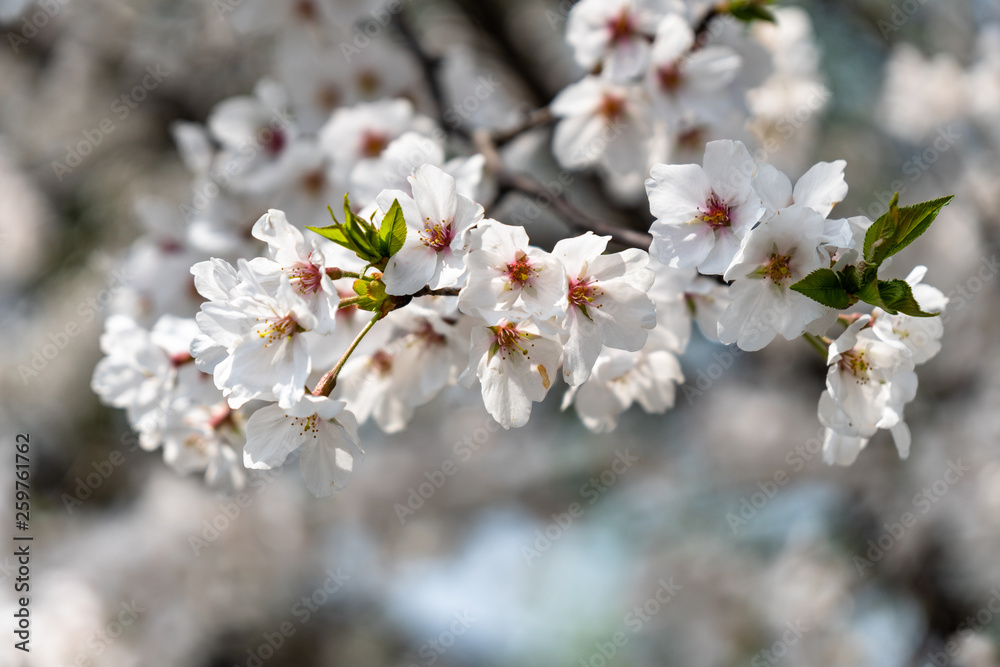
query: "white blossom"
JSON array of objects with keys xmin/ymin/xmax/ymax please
[
  {"xmin": 459, "ymin": 317, "xmax": 563, "ymax": 429},
  {"xmin": 645, "ymin": 139, "xmax": 763, "ymax": 274},
  {"xmin": 244, "ymin": 395, "xmax": 362, "ymax": 497},
  {"xmin": 552, "ymin": 232, "xmax": 656, "ymax": 385},
  {"xmin": 378, "ymin": 164, "xmax": 484, "ymax": 296}
]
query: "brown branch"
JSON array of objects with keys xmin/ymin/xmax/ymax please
[{"xmin": 490, "ymin": 107, "xmax": 555, "ymax": 147}]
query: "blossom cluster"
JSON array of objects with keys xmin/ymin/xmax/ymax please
[
  {"xmin": 87, "ymin": 0, "xmax": 951, "ymax": 498},
  {"xmin": 551, "ymin": 0, "xmax": 826, "ymax": 198}
]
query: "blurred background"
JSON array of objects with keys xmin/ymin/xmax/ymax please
[{"xmin": 1, "ymin": 0, "xmax": 1000, "ymax": 665}]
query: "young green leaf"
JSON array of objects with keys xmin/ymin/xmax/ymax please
[
  {"xmin": 378, "ymin": 198, "xmax": 408, "ymax": 258},
  {"xmin": 790, "ymin": 269, "xmax": 852, "ymax": 309},
  {"xmin": 863, "ymin": 192, "xmax": 900, "ymax": 266},
  {"xmin": 726, "ymin": 1, "xmax": 777, "ymax": 23},
  {"xmin": 876, "ymin": 279, "xmax": 938, "ymax": 317},
  {"xmin": 307, "ymin": 224, "xmax": 351, "ymax": 248},
  {"xmin": 863, "ymin": 193, "xmax": 953, "ymax": 266},
  {"xmin": 883, "ymin": 194, "xmax": 953, "ymax": 259}
]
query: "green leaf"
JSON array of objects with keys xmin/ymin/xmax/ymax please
[
  {"xmin": 378, "ymin": 198, "xmax": 408, "ymax": 258},
  {"xmin": 307, "ymin": 224, "xmax": 351, "ymax": 249},
  {"xmin": 729, "ymin": 4, "xmax": 776, "ymax": 22},
  {"xmin": 863, "ymin": 192, "xmax": 900, "ymax": 266},
  {"xmin": 350, "ymin": 278, "xmax": 390, "ymax": 312},
  {"xmin": 863, "ymin": 193, "xmax": 953, "ymax": 266},
  {"xmin": 790, "ymin": 269, "xmax": 852, "ymax": 309},
  {"xmin": 726, "ymin": 1, "xmax": 776, "ymax": 23},
  {"xmin": 876, "ymin": 279, "xmax": 938, "ymax": 317},
  {"xmin": 885, "ymin": 195, "xmax": 953, "ymax": 259}
]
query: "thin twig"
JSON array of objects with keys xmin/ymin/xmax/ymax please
[
  {"xmin": 312, "ymin": 313, "xmax": 381, "ymax": 397},
  {"xmin": 802, "ymin": 332, "xmax": 830, "ymax": 359},
  {"xmin": 490, "ymin": 107, "xmax": 554, "ymax": 147}
]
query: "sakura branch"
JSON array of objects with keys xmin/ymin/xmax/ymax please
[{"xmin": 90, "ymin": 0, "xmax": 954, "ymax": 500}]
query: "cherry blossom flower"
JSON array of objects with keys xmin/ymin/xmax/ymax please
[
  {"xmin": 552, "ymin": 232, "xmax": 656, "ymax": 385},
  {"xmin": 551, "ymin": 76, "xmax": 653, "ymax": 174},
  {"xmin": 339, "ymin": 302, "xmax": 469, "ymax": 433},
  {"xmin": 207, "ymin": 79, "xmax": 298, "ymax": 191},
  {"xmin": 562, "ymin": 348, "xmax": 684, "ymax": 432},
  {"xmin": 819, "ymin": 316, "xmax": 917, "ymax": 465},
  {"xmin": 718, "ymin": 204, "xmax": 833, "ymax": 351},
  {"xmin": 192, "ymin": 259, "xmax": 317, "ymax": 409},
  {"xmin": 645, "ymin": 139, "xmax": 763, "ymax": 274},
  {"xmin": 872, "ymin": 266, "xmax": 948, "ymax": 365},
  {"xmin": 566, "ymin": 0, "xmax": 683, "ymax": 81},
  {"xmin": 247, "ymin": 208, "xmax": 340, "ymax": 334},
  {"xmin": 91, "ymin": 314, "xmax": 201, "ymax": 436},
  {"xmin": 319, "ymin": 98, "xmax": 437, "ymax": 190},
  {"xmin": 378, "ymin": 164, "xmax": 484, "ymax": 296},
  {"xmin": 459, "ymin": 317, "xmax": 563, "ymax": 429},
  {"xmin": 244, "ymin": 395, "xmax": 362, "ymax": 497},
  {"xmin": 459, "ymin": 219, "xmax": 568, "ymax": 323},
  {"xmin": 645, "ymin": 13, "xmax": 743, "ymax": 124}
]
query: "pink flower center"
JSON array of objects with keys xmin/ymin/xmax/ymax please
[
  {"xmin": 421, "ymin": 221, "xmax": 454, "ymax": 251},
  {"xmin": 505, "ymin": 253, "xmax": 538, "ymax": 288},
  {"xmin": 700, "ymin": 194, "xmax": 731, "ymax": 229},
  {"xmin": 657, "ymin": 64, "xmax": 683, "ymax": 92},
  {"xmin": 568, "ymin": 277, "xmax": 600, "ymax": 309},
  {"xmin": 356, "ymin": 70, "xmax": 381, "ymax": 96},
  {"xmin": 370, "ymin": 350, "xmax": 393, "ymax": 377},
  {"xmin": 360, "ymin": 131, "xmax": 389, "ymax": 158},
  {"xmin": 490, "ymin": 322, "xmax": 530, "ymax": 360},
  {"xmin": 598, "ymin": 94, "xmax": 626, "ymax": 122},
  {"xmin": 264, "ymin": 127, "xmax": 286, "ymax": 156},
  {"xmin": 301, "ymin": 169, "xmax": 326, "ymax": 196},
  {"xmin": 414, "ymin": 321, "xmax": 447, "ymax": 347},
  {"xmin": 293, "ymin": 0, "xmax": 318, "ymax": 21},
  {"xmin": 607, "ymin": 8, "xmax": 635, "ymax": 43},
  {"xmin": 287, "ymin": 263, "xmax": 323, "ymax": 294}
]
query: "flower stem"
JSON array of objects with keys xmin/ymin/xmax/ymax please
[
  {"xmin": 338, "ymin": 296, "xmax": 365, "ymax": 308},
  {"xmin": 802, "ymin": 332, "xmax": 829, "ymax": 359},
  {"xmin": 312, "ymin": 313, "xmax": 381, "ymax": 397},
  {"xmin": 327, "ymin": 268, "xmax": 365, "ymax": 280}
]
